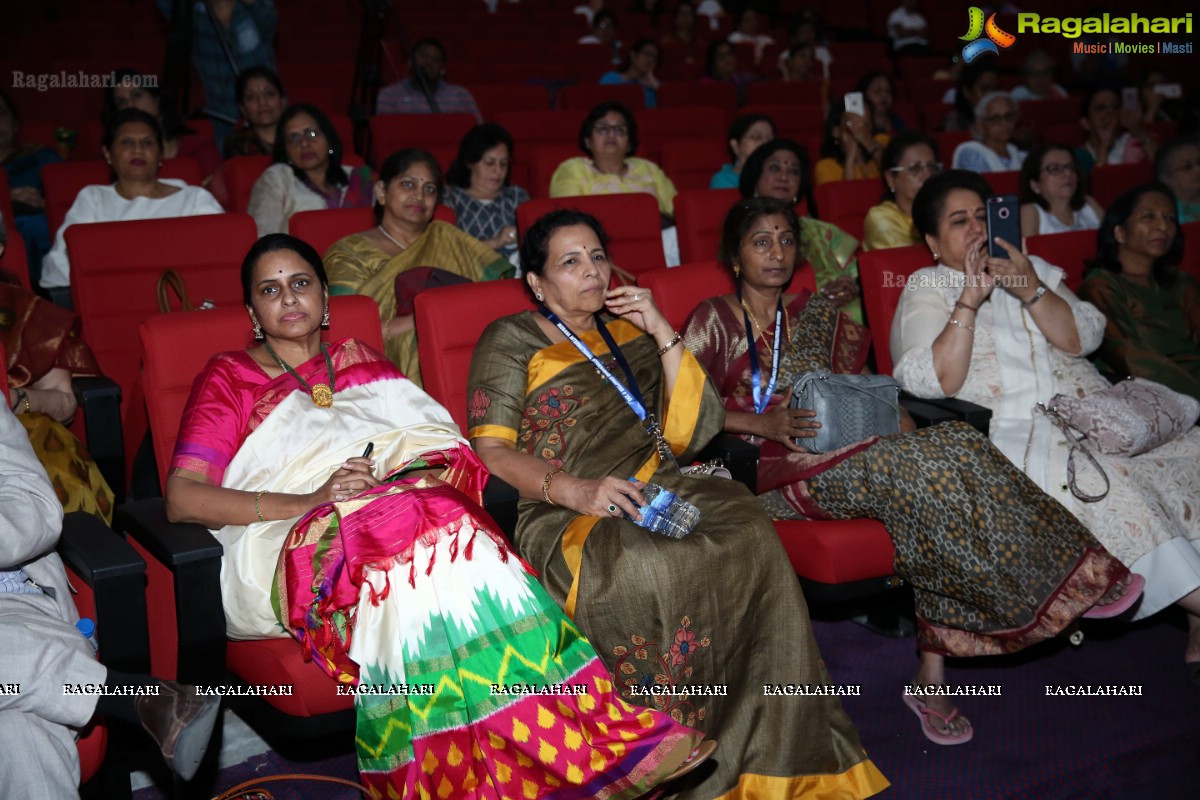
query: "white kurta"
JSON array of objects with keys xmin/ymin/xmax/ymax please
[
  {"xmin": 40, "ymin": 179, "xmax": 224, "ymax": 288},
  {"xmin": 891, "ymin": 259, "xmax": 1200, "ymax": 619}
]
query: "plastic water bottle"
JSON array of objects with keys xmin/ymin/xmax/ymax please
[
  {"xmin": 629, "ymin": 483, "xmax": 701, "ymax": 539},
  {"xmin": 76, "ymin": 618, "xmax": 99, "ymax": 657}
]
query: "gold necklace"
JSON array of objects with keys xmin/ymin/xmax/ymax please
[
  {"xmin": 263, "ymin": 341, "xmax": 336, "ymax": 408},
  {"xmin": 739, "ymin": 298, "xmax": 790, "ymax": 348},
  {"xmin": 377, "ymin": 224, "xmax": 409, "ymax": 250}
]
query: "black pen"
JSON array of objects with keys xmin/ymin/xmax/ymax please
[{"xmin": 362, "ymin": 442, "xmax": 374, "ymax": 459}]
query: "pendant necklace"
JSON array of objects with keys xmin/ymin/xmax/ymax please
[
  {"xmin": 263, "ymin": 340, "xmax": 336, "ymax": 408},
  {"xmin": 377, "ymin": 225, "xmax": 408, "ymax": 250}
]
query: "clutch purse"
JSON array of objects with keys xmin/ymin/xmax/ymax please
[{"xmin": 790, "ymin": 371, "xmax": 901, "ymax": 453}]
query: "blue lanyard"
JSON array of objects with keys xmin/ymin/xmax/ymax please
[
  {"xmin": 738, "ymin": 289, "xmax": 783, "ymax": 414},
  {"xmin": 539, "ymin": 306, "xmax": 647, "ymax": 421}
]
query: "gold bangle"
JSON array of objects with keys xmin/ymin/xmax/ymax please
[
  {"xmin": 255, "ymin": 491, "xmax": 266, "ymax": 522},
  {"xmin": 541, "ymin": 467, "xmax": 563, "ymax": 505},
  {"xmin": 656, "ymin": 331, "xmax": 682, "ymax": 356},
  {"xmin": 21, "ymin": 392, "xmax": 30, "ymax": 414}
]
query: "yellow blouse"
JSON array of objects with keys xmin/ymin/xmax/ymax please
[
  {"xmin": 549, "ymin": 156, "xmax": 678, "ymax": 216},
  {"xmin": 862, "ymin": 200, "xmax": 919, "ymax": 251}
]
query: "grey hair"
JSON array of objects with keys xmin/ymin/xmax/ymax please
[{"xmin": 971, "ymin": 91, "xmax": 1016, "ymax": 139}]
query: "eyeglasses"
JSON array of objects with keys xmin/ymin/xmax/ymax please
[
  {"xmin": 981, "ymin": 111, "xmax": 1019, "ymax": 124},
  {"xmin": 594, "ymin": 124, "xmax": 628, "ymax": 137},
  {"xmin": 1041, "ymin": 162, "xmax": 1076, "ymax": 176},
  {"xmin": 888, "ymin": 161, "xmax": 942, "ymax": 176},
  {"xmin": 285, "ymin": 127, "xmax": 322, "ymax": 146}
]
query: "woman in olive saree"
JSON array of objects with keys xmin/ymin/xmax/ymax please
[{"xmin": 468, "ymin": 209, "xmax": 889, "ymax": 800}]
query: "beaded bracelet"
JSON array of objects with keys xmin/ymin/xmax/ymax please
[
  {"xmin": 541, "ymin": 467, "xmax": 563, "ymax": 505},
  {"xmin": 948, "ymin": 318, "xmax": 975, "ymax": 332},
  {"xmin": 255, "ymin": 491, "xmax": 266, "ymax": 522},
  {"xmin": 657, "ymin": 332, "xmax": 682, "ymax": 356}
]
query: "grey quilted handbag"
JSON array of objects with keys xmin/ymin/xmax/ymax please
[{"xmin": 790, "ymin": 371, "xmax": 901, "ymax": 453}]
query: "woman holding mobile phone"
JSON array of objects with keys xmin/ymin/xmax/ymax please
[
  {"xmin": 892, "ymin": 170, "xmax": 1200, "ymax": 684},
  {"xmin": 814, "ymin": 97, "xmax": 888, "ymax": 185}
]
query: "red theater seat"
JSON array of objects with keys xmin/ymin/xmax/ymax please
[
  {"xmin": 1026, "ymin": 229, "xmax": 1098, "ymax": 292},
  {"xmin": 517, "ymin": 194, "xmax": 667, "ymax": 277},
  {"xmin": 813, "ymin": 178, "xmax": 880, "ymax": 242}
]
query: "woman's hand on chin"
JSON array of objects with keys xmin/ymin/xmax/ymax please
[
  {"xmin": 310, "ymin": 456, "xmax": 380, "ymax": 504},
  {"xmin": 605, "ymin": 286, "xmax": 671, "ymax": 339}
]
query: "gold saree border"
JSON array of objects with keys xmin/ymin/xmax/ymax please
[{"xmin": 713, "ymin": 760, "xmax": 890, "ymax": 800}]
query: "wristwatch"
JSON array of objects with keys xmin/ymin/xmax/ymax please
[{"xmin": 1022, "ymin": 284, "xmax": 1047, "ymax": 308}]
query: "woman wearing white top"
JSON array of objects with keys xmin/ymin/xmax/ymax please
[
  {"xmin": 1019, "ymin": 143, "xmax": 1105, "ymax": 236},
  {"xmin": 891, "ymin": 169, "xmax": 1200, "ymax": 675},
  {"xmin": 247, "ymin": 104, "xmax": 373, "ymax": 237},
  {"xmin": 40, "ymin": 109, "xmax": 222, "ymax": 300},
  {"xmin": 951, "ymin": 92, "xmax": 1027, "ymax": 174}
]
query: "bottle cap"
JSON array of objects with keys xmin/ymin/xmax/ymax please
[{"xmin": 76, "ymin": 618, "xmax": 96, "ymax": 637}]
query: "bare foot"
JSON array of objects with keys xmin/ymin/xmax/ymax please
[{"xmin": 1094, "ymin": 574, "xmax": 1134, "ymax": 607}]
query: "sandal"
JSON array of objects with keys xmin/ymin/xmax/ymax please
[
  {"xmin": 902, "ymin": 692, "xmax": 973, "ymax": 746},
  {"xmin": 1083, "ymin": 574, "xmax": 1145, "ymax": 619}
]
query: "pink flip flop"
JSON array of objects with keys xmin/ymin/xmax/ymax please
[
  {"xmin": 1083, "ymin": 574, "xmax": 1145, "ymax": 619},
  {"xmin": 902, "ymin": 692, "xmax": 974, "ymax": 746}
]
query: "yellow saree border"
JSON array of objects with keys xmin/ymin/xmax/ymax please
[
  {"xmin": 662, "ymin": 349, "xmax": 708, "ymax": 457},
  {"xmin": 713, "ymin": 760, "xmax": 890, "ymax": 800},
  {"xmin": 525, "ymin": 319, "xmax": 644, "ymax": 396},
  {"xmin": 466, "ymin": 423, "xmax": 517, "ymax": 444}
]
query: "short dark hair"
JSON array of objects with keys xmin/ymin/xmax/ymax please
[
  {"xmin": 578, "ymin": 101, "xmax": 638, "ymax": 157},
  {"xmin": 375, "ymin": 148, "xmax": 444, "ymax": 223},
  {"xmin": 236, "ymin": 66, "xmax": 285, "ymax": 106},
  {"xmin": 1019, "ymin": 143, "xmax": 1086, "ymax": 211},
  {"xmin": 631, "ymin": 37, "xmax": 659, "ymax": 56},
  {"xmin": 705, "ymin": 39, "xmax": 734, "ymax": 78},
  {"xmin": 726, "ymin": 113, "xmax": 776, "ymax": 161},
  {"xmin": 592, "ymin": 10, "xmax": 617, "ymax": 29},
  {"xmin": 102, "ymin": 108, "xmax": 164, "ymax": 151},
  {"xmin": 1080, "ymin": 85, "xmax": 1119, "ymax": 120},
  {"xmin": 737, "ymin": 138, "xmax": 812, "ymax": 210},
  {"xmin": 879, "ymin": 130, "xmax": 939, "ymax": 201},
  {"xmin": 519, "ymin": 208, "xmax": 610, "ymax": 277},
  {"xmin": 912, "ymin": 169, "xmax": 994, "ymax": 240},
  {"xmin": 1154, "ymin": 134, "xmax": 1200, "ymax": 183},
  {"xmin": 410, "ymin": 37, "xmax": 447, "ymax": 61},
  {"xmin": 447, "ymin": 123, "xmax": 514, "ymax": 188},
  {"xmin": 241, "ymin": 233, "xmax": 328, "ymax": 307},
  {"xmin": 103, "ymin": 67, "xmax": 192, "ymax": 138},
  {"xmin": 272, "ymin": 104, "xmax": 347, "ymax": 188},
  {"xmin": 1088, "ymin": 182, "xmax": 1184, "ymax": 288},
  {"xmin": 954, "ymin": 57, "xmax": 998, "ymax": 126},
  {"xmin": 719, "ymin": 197, "xmax": 800, "ymax": 271},
  {"xmin": 854, "ymin": 70, "xmax": 894, "ymax": 101},
  {"xmin": 819, "ymin": 98, "xmax": 858, "ymax": 163}
]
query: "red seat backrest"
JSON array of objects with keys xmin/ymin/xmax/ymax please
[
  {"xmin": 0, "ymin": 227, "xmax": 31, "ymax": 288},
  {"xmin": 219, "ymin": 155, "xmax": 272, "ymax": 214},
  {"xmin": 140, "ymin": 294, "xmax": 384, "ymax": 488},
  {"xmin": 1183, "ymin": 221, "xmax": 1200, "ymax": 280},
  {"xmin": 984, "ymin": 170, "xmax": 1020, "ymax": 198},
  {"xmin": 658, "ymin": 137, "xmax": 731, "ymax": 192},
  {"xmin": 639, "ymin": 261, "xmax": 817, "ymax": 331},
  {"xmin": 67, "ymin": 213, "xmax": 259, "ymax": 418},
  {"xmin": 558, "ymin": 83, "xmax": 646, "ymax": 112},
  {"xmin": 0, "ymin": 168, "xmax": 14, "ymax": 231},
  {"xmin": 813, "ymin": 178, "xmax": 880, "ymax": 242},
  {"xmin": 1025, "ymin": 229, "xmax": 1097, "ymax": 292},
  {"xmin": 1090, "ymin": 162, "xmax": 1154, "ymax": 209},
  {"xmin": 674, "ymin": 187, "xmax": 740, "ymax": 263},
  {"xmin": 492, "ymin": 110, "xmax": 580, "ymax": 149},
  {"xmin": 524, "ymin": 143, "xmax": 585, "ymax": 199},
  {"xmin": 516, "ymin": 194, "xmax": 667, "ymax": 276},
  {"xmin": 637, "ymin": 107, "xmax": 729, "ymax": 141},
  {"xmin": 468, "ymin": 83, "xmax": 551, "ymax": 116},
  {"xmin": 43, "ymin": 157, "xmax": 206, "ymax": 240},
  {"xmin": 369, "ymin": 113, "xmax": 479, "ymax": 165},
  {"xmin": 744, "ymin": 80, "xmax": 824, "ymax": 107},
  {"xmin": 658, "ymin": 82, "xmax": 737, "ymax": 111},
  {"xmin": 740, "ymin": 104, "xmax": 824, "ymax": 139},
  {"xmin": 415, "ymin": 279, "xmax": 533, "ymax": 435},
  {"xmin": 858, "ymin": 243, "xmax": 934, "ymax": 375}
]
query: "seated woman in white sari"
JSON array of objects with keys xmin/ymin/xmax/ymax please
[{"xmin": 164, "ymin": 234, "xmax": 712, "ymax": 798}]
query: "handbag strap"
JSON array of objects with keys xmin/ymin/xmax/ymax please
[
  {"xmin": 156, "ymin": 268, "xmax": 193, "ymax": 314},
  {"xmin": 1036, "ymin": 402, "xmax": 1110, "ymax": 503},
  {"xmin": 211, "ymin": 774, "xmax": 371, "ymax": 800}
]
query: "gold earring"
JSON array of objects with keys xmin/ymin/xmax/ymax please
[
  {"xmin": 321, "ymin": 306, "xmax": 330, "ymax": 329},
  {"xmin": 252, "ymin": 318, "xmax": 263, "ymax": 340},
  {"xmin": 733, "ymin": 264, "xmax": 741, "ymax": 278},
  {"xmin": 932, "ymin": 251, "xmax": 939, "ymax": 261}
]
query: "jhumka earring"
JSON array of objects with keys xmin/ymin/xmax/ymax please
[
  {"xmin": 733, "ymin": 264, "xmax": 741, "ymax": 278},
  {"xmin": 321, "ymin": 305, "xmax": 330, "ymax": 329},
  {"xmin": 252, "ymin": 317, "xmax": 263, "ymax": 341}
]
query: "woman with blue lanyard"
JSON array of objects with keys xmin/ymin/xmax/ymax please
[
  {"xmin": 468, "ymin": 208, "xmax": 892, "ymax": 800},
  {"xmin": 682, "ymin": 197, "xmax": 1144, "ymax": 749}
]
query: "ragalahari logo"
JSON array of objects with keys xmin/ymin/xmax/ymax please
[{"xmin": 959, "ymin": 6, "xmax": 1016, "ymax": 62}]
